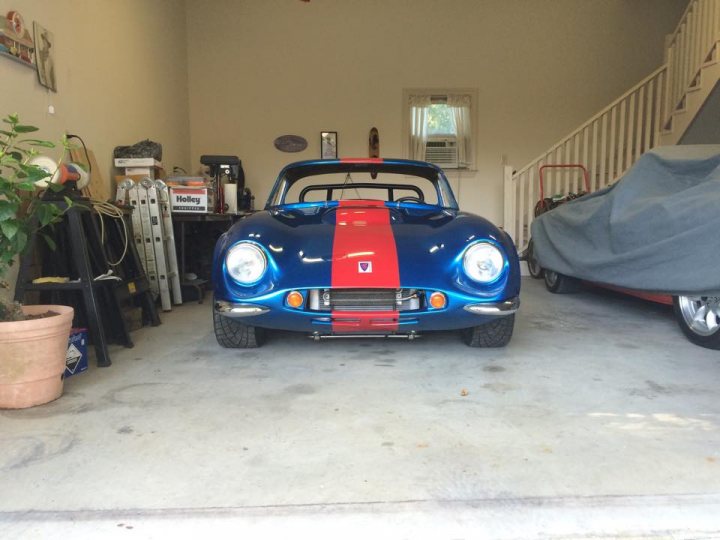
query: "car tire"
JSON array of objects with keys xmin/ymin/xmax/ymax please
[
  {"xmin": 213, "ymin": 310, "xmax": 266, "ymax": 348},
  {"xmin": 672, "ymin": 295, "xmax": 720, "ymax": 350},
  {"xmin": 526, "ymin": 239, "xmax": 544, "ymax": 279},
  {"xmin": 462, "ymin": 314, "xmax": 515, "ymax": 348},
  {"xmin": 544, "ymin": 269, "xmax": 580, "ymax": 294}
]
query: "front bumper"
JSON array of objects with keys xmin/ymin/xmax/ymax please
[
  {"xmin": 215, "ymin": 301, "xmax": 270, "ymax": 317},
  {"xmin": 214, "ymin": 294, "xmax": 520, "ymax": 332},
  {"xmin": 463, "ymin": 297, "xmax": 519, "ymax": 316}
]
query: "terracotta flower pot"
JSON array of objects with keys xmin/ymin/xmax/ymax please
[{"xmin": 0, "ymin": 305, "xmax": 74, "ymax": 409}]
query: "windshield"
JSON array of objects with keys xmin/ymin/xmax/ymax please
[{"xmin": 266, "ymin": 160, "xmax": 459, "ymax": 209}]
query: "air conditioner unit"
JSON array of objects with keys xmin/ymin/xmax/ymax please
[{"xmin": 425, "ymin": 137, "xmax": 458, "ymax": 168}]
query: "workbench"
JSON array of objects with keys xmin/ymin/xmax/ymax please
[{"xmin": 172, "ymin": 212, "xmax": 251, "ymax": 302}]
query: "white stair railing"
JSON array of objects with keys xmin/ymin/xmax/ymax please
[
  {"xmin": 504, "ymin": 0, "xmax": 720, "ymax": 253},
  {"xmin": 504, "ymin": 67, "xmax": 666, "ymax": 250},
  {"xmin": 665, "ymin": 0, "xmax": 720, "ymax": 125}
]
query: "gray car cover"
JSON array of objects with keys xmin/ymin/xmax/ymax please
[{"xmin": 531, "ymin": 145, "xmax": 720, "ymax": 295}]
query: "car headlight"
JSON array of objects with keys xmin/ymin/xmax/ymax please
[
  {"xmin": 226, "ymin": 242, "xmax": 267, "ymax": 284},
  {"xmin": 463, "ymin": 242, "xmax": 505, "ymax": 283}
]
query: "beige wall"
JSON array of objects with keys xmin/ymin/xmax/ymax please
[
  {"xmin": 0, "ymin": 0, "xmax": 191, "ymax": 178},
  {"xmin": 186, "ymin": 0, "xmax": 687, "ymax": 220},
  {"xmin": 0, "ymin": 0, "xmax": 190, "ymax": 301}
]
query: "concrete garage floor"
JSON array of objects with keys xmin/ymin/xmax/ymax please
[{"xmin": 1, "ymin": 277, "xmax": 720, "ymax": 539}]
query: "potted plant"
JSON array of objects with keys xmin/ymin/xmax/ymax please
[{"xmin": 0, "ymin": 113, "xmax": 74, "ymax": 409}]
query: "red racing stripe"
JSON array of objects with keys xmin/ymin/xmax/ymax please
[{"xmin": 331, "ymin": 200, "xmax": 400, "ymax": 332}]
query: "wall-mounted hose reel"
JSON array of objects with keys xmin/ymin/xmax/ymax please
[{"xmin": 28, "ymin": 156, "xmax": 90, "ymax": 190}]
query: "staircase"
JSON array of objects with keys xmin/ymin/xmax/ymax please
[{"xmin": 504, "ymin": 0, "xmax": 720, "ymax": 254}]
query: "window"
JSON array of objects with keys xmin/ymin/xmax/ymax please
[{"xmin": 404, "ymin": 89, "xmax": 476, "ymax": 169}]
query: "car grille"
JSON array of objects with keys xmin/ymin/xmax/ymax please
[
  {"xmin": 331, "ymin": 289, "xmax": 396, "ymax": 311},
  {"xmin": 307, "ymin": 288, "xmax": 422, "ymax": 312}
]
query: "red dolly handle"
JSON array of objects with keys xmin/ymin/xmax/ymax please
[{"xmin": 538, "ymin": 164, "xmax": 590, "ymax": 201}]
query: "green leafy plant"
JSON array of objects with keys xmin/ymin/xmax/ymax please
[{"xmin": 0, "ymin": 113, "xmax": 72, "ymax": 321}]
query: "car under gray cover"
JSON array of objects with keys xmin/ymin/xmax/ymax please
[{"xmin": 531, "ymin": 145, "xmax": 720, "ymax": 295}]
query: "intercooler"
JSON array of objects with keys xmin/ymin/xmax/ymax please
[{"xmin": 307, "ymin": 288, "xmax": 422, "ymax": 312}]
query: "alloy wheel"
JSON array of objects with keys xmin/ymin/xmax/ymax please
[{"xmin": 677, "ymin": 296, "xmax": 720, "ymax": 336}]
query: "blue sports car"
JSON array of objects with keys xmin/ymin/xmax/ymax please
[{"xmin": 212, "ymin": 158, "xmax": 520, "ymax": 347}]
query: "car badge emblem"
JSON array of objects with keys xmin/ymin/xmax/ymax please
[{"xmin": 358, "ymin": 261, "xmax": 372, "ymax": 273}]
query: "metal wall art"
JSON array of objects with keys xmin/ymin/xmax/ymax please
[
  {"xmin": 274, "ymin": 135, "xmax": 308, "ymax": 153},
  {"xmin": 33, "ymin": 21, "xmax": 56, "ymax": 91},
  {"xmin": 0, "ymin": 11, "xmax": 34, "ymax": 67}
]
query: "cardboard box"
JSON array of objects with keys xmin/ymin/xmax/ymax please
[
  {"xmin": 166, "ymin": 176, "xmax": 206, "ymax": 187},
  {"xmin": 114, "ymin": 158, "xmax": 162, "ymax": 168},
  {"xmin": 115, "ymin": 168, "xmax": 165, "ymax": 181},
  {"xmin": 123, "ymin": 166, "xmax": 157, "ymax": 176},
  {"xmin": 170, "ymin": 187, "xmax": 210, "ymax": 213},
  {"xmin": 65, "ymin": 328, "xmax": 88, "ymax": 379}
]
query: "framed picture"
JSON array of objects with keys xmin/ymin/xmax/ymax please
[
  {"xmin": 321, "ymin": 131, "xmax": 337, "ymax": 159},
  {"xmin": 33, "ymin": 21, "xmax": 56, "ymax": 91}
]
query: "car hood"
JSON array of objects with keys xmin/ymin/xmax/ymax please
[{"xmin": 213, "ymin": 202, "xmax": 519, "ymax": 298}]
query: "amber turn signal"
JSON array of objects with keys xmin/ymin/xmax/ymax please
[
  {"xmin": 429, "ymin": 292, "xmax": 446, "ymax": 309},
  {"xmin": 287, "ymin": 291, "xmax": 304, "ymax": 308}
]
